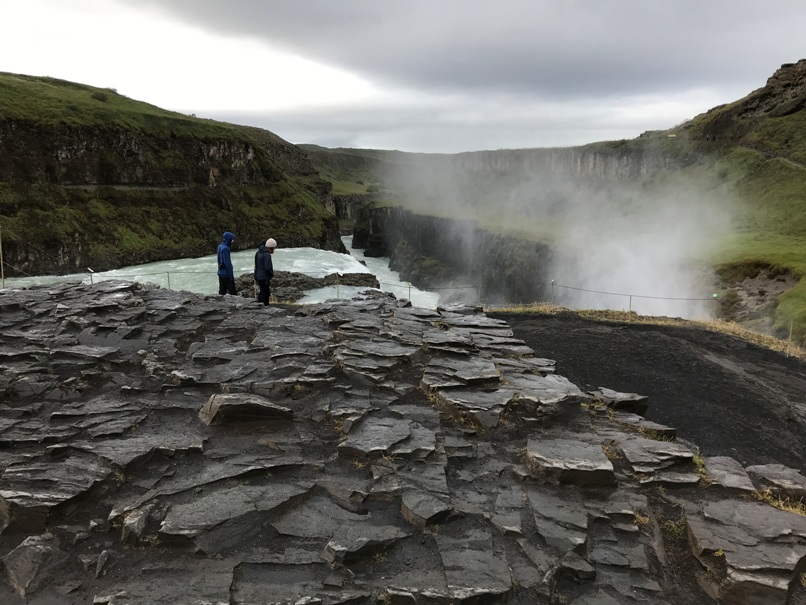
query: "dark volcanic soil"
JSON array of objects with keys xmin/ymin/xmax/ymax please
[{"xmin": 489, "ymin": 312, "xmax": 806, "ymax": 473}]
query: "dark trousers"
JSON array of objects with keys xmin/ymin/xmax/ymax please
[
  {"xmin": 218, "ymin": 276, "xmax": 236, "ymax": 295},
  {"xmin": 257, "ymin": 279, "xmax": 271, "ymax": 305}
]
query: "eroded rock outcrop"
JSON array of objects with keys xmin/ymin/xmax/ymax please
[{"xmin": 0, "ymin": 280, "xmax": 804, "ymax": 604}]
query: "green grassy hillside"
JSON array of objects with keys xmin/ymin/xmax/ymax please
[
  {"xmin": 0, "ymin": 73, "xmax": 243, "ymax": 138},
  {"xmin": 0, "ymin": 72, "xmax": 341, "ymax": 276}
]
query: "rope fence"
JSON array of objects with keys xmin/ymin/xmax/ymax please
[
  {"xmin": 0, "ymin": 260, "xmax": 484, "ymax": 301},
  {"xmin": 547, "ymin": 280, "xmax": 719, "ymax": 314},
  {"xmin": 1, "ymin": 252, "xmax": 719, "ymax": 314}
]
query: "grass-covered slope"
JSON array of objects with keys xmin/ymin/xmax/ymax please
[
  {"xmin": 0, "ymin": 72, "xmax": 342, "ymax": 275},
  {"xmin": 672, "ymin": 64, "xmax": 806, "ymax": 339}
]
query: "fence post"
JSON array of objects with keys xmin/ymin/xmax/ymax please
[
  {"xmin": 628, "ymin": 295, "xmax": 632, "ymax": 320},
  {"xmin": 87, "ymin": 268, "xmax": 94, "ymax": 285},
  {"xmin": 408, "ymin": 283, "xmax": 411, "ymax": 301},
  {"xmin": 166, "ymin": 272, "xmax": 171, "ymax": 290},
  {"xmin": 550, "ymin": 280, "xmax": 555, "ymax": 304},
  {"xmin": 336, "ymin": 274, "xmax": 340, "ymax": 300},
  {"xmin": 0, "ymin": 224, "xmax": 4, "ymax": 288},
  {"xmin": 787, "ymin": 320, "xmax": 794, "ymax": 358}
]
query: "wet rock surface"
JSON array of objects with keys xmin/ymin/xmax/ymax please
[
  {"xmin": 235, "ymin": 270, "xmax": 381, "ymax": 302},
  {"xmin": 1, "ymin": 281, "xmax": 805, "ymax": 604}
]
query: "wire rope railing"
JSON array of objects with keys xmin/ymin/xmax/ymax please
[
  {"xmin": 547, "ymin": 280, "xmax": 719, "ymax": 315},
  {"xmin": 0, "ymin": 240, "xmax": 719, "ymax": 317}
]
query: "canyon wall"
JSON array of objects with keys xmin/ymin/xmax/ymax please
[
  {"xmin": 354, "ymin": 206, "xmax": 554, "ymax": 305},
  {"xmin": 0, "ymin": 119, "xmax": 344, "ymax": 276}
]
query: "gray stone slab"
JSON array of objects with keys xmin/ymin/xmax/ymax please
[
  {"xmin": 746, "ymin": 463, "xmax": 806, "ymax": 499},
  {"xmin": 389, "ymin": 421, "xmax": 437, "ymax": 459},
  {"xmin": 67, "ymin": 433, "xmax": 205, "ymax": 468},
  {"xmin": 526, "ymin": 438, "xmax": 615, "ymax": 486},
  {"xmin": 0, "ymin": 452, "xmax": 112, "ymax": 529},
  {"xmin": 322, "ymin": 521, "xmax": 410, "ymax": 564},
  {"xmin": 434, "ymin": 388, "xmax": 515, "ymax": 429},
  {"xmin": 704, "ymin": 456, "xmax": 756, "ymax": 492},
  {"xmin": 589, "ymin": 387, "xmax": 650, "ymax": 415},
  {"xmin": 93, "ymin": 559, "xmax": 234, "ymax": 605},
  {"xmin": 506, "ymin": 373, "xmax": 586, "ymax": 405},
  {"xmin": 199, "ymin": 392, "xmax": 293, "ymax": 425},
  {"xmin": 422, "ymin": 357, "xmax": 501, "ymax": 391},
  {"xmin": 401, "ymin": 489, "xmax": 453, "ymax": 527},
  {"xmin": 338, "ymin": 415, "xmax": 411, "ymax": 458},
  {"xmin": 528, "ymin": 488, "xmax": 589, "ymax": 554},
  {"xmin": 618, "ymin": 437, "xmax": 694, "ymax": 473},
  {"xmin": 272, "ymin": 494, "xmax": 367, "ymax": 538},
  {"xmin": 686, "ymin": 498, "xmax": 806, "ymax": 604},
  {"xmin": 159, "ymin": 482, "xmax": 311, "ymax": 553},
  {"xmin": 590, "ymin": 542, "xmax": 649, "ymax": 570},
  {"xmin": 2, "ymin": 533, "xmax": 70, "ymax": 598},
  {"xmin": 434, "ymin": 528, "xmax": 512, "ymax": 600}
]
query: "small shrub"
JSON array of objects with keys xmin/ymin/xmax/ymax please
[{"xmin": 91, "ymin": 91, "xmax": 108, "ymax": 103}]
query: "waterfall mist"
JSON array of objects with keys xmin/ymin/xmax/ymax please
[{"xmin": 386, "ymin": 151, "xmax": 736, "ymax": 318}]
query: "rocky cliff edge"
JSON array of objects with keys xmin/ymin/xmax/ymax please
[{"xmin": 0, "ymin": 282, "xmax": 805, "ymax": 604}]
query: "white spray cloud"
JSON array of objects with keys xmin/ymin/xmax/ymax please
[
  {"xmin": 547, "ymin": 182, "xmax": 730, "ymax": 318},
  {"xmin": 386, "ymin": 149, "xmax": 734, "ymax": 319}
]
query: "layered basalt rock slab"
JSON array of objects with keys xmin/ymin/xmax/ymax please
[{"xmin": 0, "ymin": 280, "xmax": 804, "ymax": 605}]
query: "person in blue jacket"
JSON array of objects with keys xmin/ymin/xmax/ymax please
[
  {"xmin": 254, "ymin": 237, "xmax": 276, "ymax": 305},
  {"xmin": 216, "ymin": 231, "xmax": 237, "ymax": 295}
]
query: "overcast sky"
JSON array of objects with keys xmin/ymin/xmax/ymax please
[{"xmin": 2, "ymin": 0, "xmax": 804, "ymax": 152}]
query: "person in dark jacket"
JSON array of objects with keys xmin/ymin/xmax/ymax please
[
  {"xmin": 254, "ymin": 237, "xmax": 276, "ymax": 305},
  {"xmin": 216, "ymin": 231, "xmax": 237, "ymax": 295}
]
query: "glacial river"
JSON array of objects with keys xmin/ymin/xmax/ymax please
[{"xmin": 0, "ymin": 236, "xmax": 442, "ymax": 308}]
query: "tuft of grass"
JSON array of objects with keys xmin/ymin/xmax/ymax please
[
  {"xmin": 634, "ymin": 512, "xmax": 651, "ymax": 526},
  {"xmin": 692, "ymin": 453, "xmax": 713, "ymax": 486},
  {"xmin": 516, "ymin": 447, "xmax": 529, "ymax": 463},
  {"xmin": 371, "ymin": 551, "xmax": 387, "ymax": 563},
  {"xmin": 601, "ymin": 441, "xmax": 622, "ymax": 461},
  {"xmin": 662, "ymin": 515, "xmax": 688, "ymax": 541},
  {"xmin": 638, "ymin": 428, "xmax": 676, "ymax": 442},
  {"xmin": 752, "ymin": 488, "xmax": 806, "ymax": 516}
]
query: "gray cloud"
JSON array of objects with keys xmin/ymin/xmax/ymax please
[
  {"xmin": 111, "ymin": 0, "xmax": 806, "ymax": 151},
  {"xmin": 208, "ymin": 92, "xmax": 669, "ymax": 153},
  {"xmin": 117, "ymin": 0, "xmax": 803, "ymax": 97}
]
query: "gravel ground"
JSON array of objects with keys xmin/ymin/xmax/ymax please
[{"xmin": 488, "ymin": 312, "xmax": 806, "ymax": 473}]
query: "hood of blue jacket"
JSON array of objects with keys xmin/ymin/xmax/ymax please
[{"xmin": 222, "ymin": 231, "xmax": 236, "ymax": 245}]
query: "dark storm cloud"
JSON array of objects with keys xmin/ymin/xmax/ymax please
[{"xmin": 114, "ymin": 0, "xmax": 805, "ymax": 98}]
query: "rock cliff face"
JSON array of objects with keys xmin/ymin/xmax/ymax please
[
  {"xmin": 444, "ymin": 144, "xmax": 682, "ymax": 181},
  {"xmin": 331, "ymin": 193, "xmax": 375, "ymax": 226},
  {"xmin": 1, "ymin": 121, "xmax": 278, "ymax": 186},
  {"xmin": 732, "ymin": 59, "xmax": 806, "ymax": 119},
  {"xmin": 353, "ymin": 206, "xmax": 553, "ymax": 304}
]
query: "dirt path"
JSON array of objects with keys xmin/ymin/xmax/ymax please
[{"xmin": 489, "ymin": 312, "xmax": 806, "ymax": 473}]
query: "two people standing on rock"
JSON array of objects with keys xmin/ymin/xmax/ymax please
[
  {"xmin": 254, "ymin": 237, "xmax": 277, "ymax": 305},
  {"xmin": 216, "ymin": 231, "xmax": 237, "ymax": 295}
]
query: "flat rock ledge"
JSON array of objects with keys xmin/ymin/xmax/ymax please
[{"xmin": 0, "ymin": 280, "xmax": 805, "ymax": 605}]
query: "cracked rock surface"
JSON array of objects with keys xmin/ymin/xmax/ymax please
[{"xmin": 1, "ymin": 281, "xmax": 805, "ymax": 604}]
